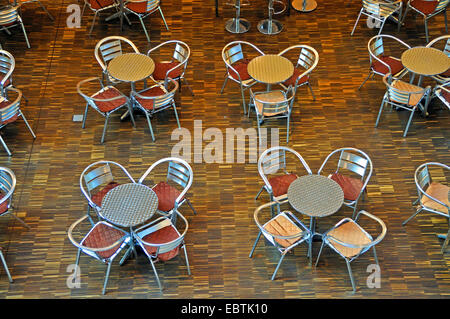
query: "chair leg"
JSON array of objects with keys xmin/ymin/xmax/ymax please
[
  {"xmin": 0, "ymin": 250, "xmax": 12, "ymax": 283},
  {"xmin": 0, "ymin": 135, "xmax": 11, "ymax": 156},
  {"xmin": 82, "ymin": 103, "xmax": 89, "ymax": 129},
  {"xmin": 358, "ymin": 71, "xmax": 372, "ymax": 90},
  {"xmin": 182, "ymin": 78, "xmax": 194, "ymax": 96},
  {"xmin": 102, "ymin": 262, "xmax": 112, "ymax": 295},
  {"xmin": 441, "ymin": 228, "xmax": 450, "ymax": 254},
  {"xmin": 271, "ymin": 253, "xmax": 286, "ymax": 280},
  {"xmin": 101, "ymin": 115, "xmax": 110, "ymax": 144},
  {"xmin": 240, "ymin": 84, "xmax": 247, "ymax": 114},
  {"xmin": 249, "ymin": 231, "xmax": 262, "ymax": 258},
  {"xmin": 145, "ymin": 112, "xmax": 156, "ymax": 141},
  {"xmin": 424, "ymin": 18, "xmax": 430, "ymax": 43},
  {"xmin": 127, "ymin": 105, "xmax": 136, "ymax": 127},
  {"xmin": 89, "ymin": 12, "xmax": 98, "ymax": 36},
  {"xmin": 445, "ymin": 9, "xmax": 448, "ymax": 33},
  {"xmin": 307, "ymin": 82, "xmax": 316, "ymax": 100},
  {"xmin": 374, "ymin": 98, "xmax": 385, "ymax": 128},
  {"xmin": 286, "ymin": 115, "xmax": 290, "ymax": 143},
  {"xmin": 377, "ymin": 18, "xmax": 387, "ymax": 35},
  {"xmin": 220, "ymin": 75, "xmax": 228, "ymax": 94},
  {"xmin": 149, "ymin": 257, "xmax": 163, "ymax": 291},
  {"xmin": 403, "ymin": 108, "xmax": 415, "ymax": 137},
  {"xmin": 36, "ymin": 1, "xmax": 54, "ymax": 20},
  {"xmin": 314, "ymin": 241, "xmax": 325, "ymax": 267},
  {"xmin": 172, "ymin": 102, "xmax": 181, "ymax": 129},
  {"xmin": 402, "ymin": 206, "xmax": 423, "ymax": 226},
  {"xmin": 159, "ymin": 7, "xmax": 169, "ymax": 30},
  {"xmin": 185, "ymin": 198, "xmax": 197, "ymax": 215},
  {"xmin": 20, "ymin": 22, "xmax": 30, "ymax": 49},
  {"xmin": 372, "ymin": 246, "xmax": 379, "ymax": 266},
  {"xmin": 139, "ymin": 16, "xmax": 151, "ymax": 43},
  {"xmin": 183, "ymin": 244, "xmax": 191, "ymax": 275},
  {"xmin": 345, "ymin": 259, "xmax": 356, "ymax": 293},
  {"xmin": 20, "ymin": 112, "xmax": 36, "ymax": 139},
  {"xmin": 10, "ymin": 212, "xmax": 30, "ymax": 229},
  {"xmin": 81, "ymin": 2, "xmax": 87, "ymax": 18},
  {"xmin": 255, "ymin": 186, "xmax": 264, "ymax": 200},
  {"xmin": 351, "ymin": 9, "xmax": 363, "ymax": 35}
]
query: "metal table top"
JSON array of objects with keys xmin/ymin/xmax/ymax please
[
  {"xmin": 107, "ymin": 53, "xmax": 155, "ymax": 83},
  {"xmin": 248, "ymin": 54, "xmax": 294, "ymax": 85},
  {"xmin": 401, "ymin": 47, "xmax": 450, "ymax": 77},
  {"xmin": 100, "ymin": 183, "xmax": 159, "ymax": 228},
  {"xmin": 287, "ymin": 174, "xmax": 344, "ymax": 218}
]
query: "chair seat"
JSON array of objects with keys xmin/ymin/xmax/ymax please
[
  {"xmin": 372, "ymin": 55, "xmax": 404, "ymax": 76},
  {"xmin": 422, "ymin": 182, "xmax": 450, "ymax": 214},
  {"xmin": 410, "ymin": 0, "xmax": 439, "ymax": 15},
  {"xmin": 82, "ymin": 222, "xmax": 126, "ymax": 259},
  {"xmin": 141, "ymin": 224, "xmax": 181, "ymax": 261},
  {"xmin": 268, "ymin": 173, "xmax": 298, "ymax": 197},
  {"xmin": 263, "ymin": 213, "xmax": 303, "ymax": 248},
  {"xmin": 134, "ymin": 86, "xmax": 166, "ymax": 110},
  {"xmin": 0, "ymin": 193, "xmax": 8, "ymax": 214},
  {"xmin": 92, "ymin": 86, "xmax": 127, "ymax": 113},
  {"xmin": 254, "ymin": 91, "xmax": 288, "ymax": 116},
  {"xmin": 330, "ymin": 173, "xmax": 364, "ymax": 202},
  {"xmin": 153, "ymin": 181, "xmax": 184, "ymax": 212},
  {"xmin": 152, "ymin": 62, "xmax": 182, "ymax": 81},
  {"xmin": 282, "ymin": 68, "xmax": 309, "ymax": 87},
  {"xmin": 327, "ymin": 220, "xmax": 372, "ymax": 258},
  {"xmin": 91, "ymin": 181, "xmax": 120, "ymax": 207},
  {"xmin": 390, "ymin": 80, "xmax": 426, "ymax": 106},
  {"xmin": 229, "ymin": 59, "xmax": 251, "ymax": 81}
]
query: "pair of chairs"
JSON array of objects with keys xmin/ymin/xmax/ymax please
[
  {"xmin": 83, "ymin": 0, "xmax": 168, "ymax": 42},
  {"xmin": 69, "ymin": 157, "xmax": 196, "ymax": 294}
]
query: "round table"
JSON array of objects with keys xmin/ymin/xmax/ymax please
[
  {"xmin": 107, "ymin": 53, "xmax": 155, "ymax": 90},
  {"xmin": 247, "ymin": 54, "xmax": 294, "ymax": 89},
  {"xmin": 401, "ymin": 47, "xmax": 450, "ymax": 85}
]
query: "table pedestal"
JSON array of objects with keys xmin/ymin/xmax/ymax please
[
  {"xmin": 292, "ymin": 0, "xmax": 317, "ymax": 12},
  {"xmin": 257, "ymin": 19, "xmax": 283, "ymax": 35},
  {"xmin": 225, "ymin": 18, "xmax": 251, "ymax": 33}
]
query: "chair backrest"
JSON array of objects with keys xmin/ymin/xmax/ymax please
[
  {"xmin": 0, "ymin": 166, "xmax": 15, "ymax": 208},
  {"xmin": 426, "ymin": 35, "xmax": 450, "ymax": 57},
  {"xmin": 435, "ymin": 0, "xmax": 450, "ymax": 13},
  {"xmin": 132, "ymin": 77, "xmax": 178, "ymax": 111},
  {"xmin": 255, "ymin": 87, "xmax": 295, "ymax": 116},
  {"xmin": 382, "ymin": 74, "xmax": 427, "ymax": 106},
  {"xmin": 222, "ymin": 41, "xmax": 264, "ymax": 68},
  {"xmin": 0, "ymin": 50, "xmax": 14, "ymax": 88},
  {"xmin": 94, "ymin": 36, "xmax": 139, "ymax": 72},
  {"xmin": 368, "ymin": 35, "xmax": 410, "ymax": 67},
  {"xmin": 0, "ymin": 87, "xmax": 21, "ymax": 125},
  {"xmin": 362, "ymin": 0, "xmax": 381, "ymax": 15},
  {"xmin": 0, "ymin": 6, "xmax": 20, "ymax": 26},
  {"xmin": 415, "ymin": 162, "xmax": 449, "ymax": 208}
]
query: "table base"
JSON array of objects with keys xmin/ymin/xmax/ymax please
[
  {"xmin": 292, "ymin": 0, "xmax": 317, "ymax": 12},
  {"xmin": 225, "ymin": 18, "xmax": 251, "ymax": 33},
  {"xmin": 257, "ymin": 19, "xmax": 283, "ymax": 35}
]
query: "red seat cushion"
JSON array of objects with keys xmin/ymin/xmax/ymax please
[
  {"xmin": 89, "ymin": 0, "xmax": 115, "ymax": 10},
  {"xmin": 152, "ymin": 62, "xmax": 183, "ymax": 81},
  {"xmin": 0, "ymin": 99, "xmax": 18, "ymax": 125},
  {"xmin": 268, "ymin": 173, "xmax": 298, "ymax": 197},
  {"xmin": 283, "ymin": 68, "xmax": 309, "ymax": 87},
  {"xmin": 92, "ymin": 87, "xmax": 127, "ymax": 113},
  {"xmin": 83, "ymin": 222, "xmax": 126, "ymax": 259},
  {"xmin": 229, "ymin": 59, "xmax": 251, "ymax": 81},
  {"xmin": 372, "ymin": 56, "xmax": 404, "ymax": 76},
  {"xmin": 152, "ymin": 181, "xmax": 184, "ymax": 212},
  {"xmin": 134, "ymin": 86, "xmax": 166, "ymax": 111},
  {"xmin": 0, "ymin": 193, "xmax": 8, "ymax": 214},
  {"xmin": 410, "ymin": 0, "xmax": 439, "ymax": 15},
  {"xmin": 126, "ymin": 1, "xmax": 148, "ymax": 13},
  {"xmin": 330, "ymin": 173, "xmax": 364, "ymax": 201},
  {"xmin": 91, "ymin": 182, "xmax": 120, "ymax": 207},
  {"xmin": 141, "ymin": 225, "xmax": 180, "ymax": 261}
]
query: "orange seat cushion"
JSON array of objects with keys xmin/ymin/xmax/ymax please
[
  {"xmin": 410, "ymin": 0, "xmax": 439, "ymax": 15},
  {"xmin": 153, "ymin": 181, "xmax": 184, "ymax": 212},
  {"xmin": 421, "ymin": 182, "xmax": 450, "ymax": 213},
  {"xmin": 229, "ymin": 59, "xmax": 251, "ymax": 81},
  {"xmin": 141, "ymin": 225, "xmax": 180, "ymax": 261},
  {"xmin": 83, "ymin": 223, "xmax": 126, "ymax": 259},
  {"xmin": 134, "ymin": 86, "xmax": 166, "ymax": 110},
  {"xmin": 263, "ymin": 213, "xmax": 303, "ymax": 248},
  {"xmin": 268, "ymin": 173, "xmax": 298, "ymax": 197},
  {"xmin": 372, "ymin": 56, "xmax": 404, "ymax": 76},
  {"xmin": 91, "ymin": 182, "xmax": 120, "ymax": 207},
  {"xmin": 283, "ymin": 68, "xmax": 309, "ymax": 87},
  {"xmin": 152, "ymin": 62, "xmax": 182, "ymax": 81},
  {"xmin": 327, "ymin": 220, "xmax": 372, "ymax": 258},
  {"xmin": 330, "ymin": 173, "xmax": 364, "ymax": 201},
  {"xmin": 92, "ymin": 87, "xmax": 127, "ymax": 113}
]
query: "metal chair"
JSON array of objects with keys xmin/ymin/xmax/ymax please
[
  {"xmin": 248, "ymin": 85, "xmax": 296, "ymax": 145},
  {"xmin": 278, "ymin": 45, "xmax": 319, "ymax": 101},
  {"xmin": 220, "ymin": 41, "xmax": 264, "ymax": 115},
  {"xmin": 318, "ymin": 148, "xmax": 373, "ymax": 219},
  {"xmin": 434, "ymin": 82, "xmax": 450, "ymax": 110},
  {"xmin": 0, "ymin": 87, "xmax": 36, "ymax": 156},
  {"xmin": 13, "ymin": 0, "xmax": 53, "ymax": 20},
  {"xmin": 400, "ymin": 0, "xmax": 449, "ymax": 42},
  {"xmin": 351, "ymin": 0, "xmax": 403, "ymax": 36},
  {"xmin": 359, "ymin": 34, "xmax": 411, "ymax": 90},
  {"xmin": 315, "ymin": 210, "xmax": 387, "ymax": 293},
  {"xmin": 249, "ymin": 200, "xmax": 311, "ymax": 280},
  {"xmin": 0, "ymin": 6, "xmax": 30, "ymax": 48},
  {"xmin": 426, "ymin": 35, "xmax": 450, "ymax": 84},
  {"xmin": 257, "ymin": 0, "xmax": 286, "ymax": 34},
  {"xmin": 224, "ymin": 0, "xmax": 250, "ymax": 33},
  {"xmin": 375, "ymin": 74, "xmax": 432, "ymax": 137},
  {"xmin": 134, "ymin": 210, "xmax": 191, "ymax": 291},
  {"xmin": 67, "ymin": 214, "xmax": 131, "ymax": 294},
  {"xmin": 402, "ymin": 162, "xmax": 449, "ymax": 253},
  {"xmin": 0, "ymin": 166, "xmax": 29, "ymax": 229},
  {"xmin": 77, "ymin": 77, "xmax": 136, "ymax": 144},
  {"xmin": 130, "ymin": 77, "xmax": 180, "ymax": 141},
  {"xmin": 147, "ymin": 40, "xmax": 193, "ymax": 95},
  {"xmin": 94, "ymin": 36, "xmax": 140, "ymax": 86},
  {"xmin": 139, "ymin": 157, "xmax": 196, "ymax": 218},
  {"xmin": 81, "ymin": 0, "xmax": 123, "ymax": 36},
  {"xmin": 80, "ymin": 160, "xmax": 136, "ymax": 225},
  {"xmin": 123, "ymin": 0, "xmax": 169, "ymax": 43}
]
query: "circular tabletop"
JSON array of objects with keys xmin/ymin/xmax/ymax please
[
  {"xmin": 100, "ymin": 183, "xmax": 159, "ymax": 228},
  {"xmin": 401, "ymin": 47, "xmax": 450, "ymax": 77},
  {"xmin": 287, "ymin": 174, "xmax": 344, "ymax": 218},
  {"xmin": 247, "ymin": 54, "xmax": 294, "ymax": 85},
  {"xmin": 107, "ymin": 53, "xmax": 155, "ymax": 83}
]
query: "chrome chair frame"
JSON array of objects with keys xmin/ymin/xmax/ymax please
[
  {"xmin": 220, "ymin": 41, "xmax": 264, "ymax": 114},
  {"xmin": 15, "ymin": 0, "xmax": 53, "ymax": 20},
  {"xmin": 426, "ymin": 35, "xmax": 450, "ymax": 84},
  {"xmin": 0, "ymin": 5, "xmax": 30, "ymax": 48},
  {"xmin": 81, "ymin": 0, "xmax": 126, "ymax": 36},
  {"xmin": 315, "ymin": 210, "xmax": 387, "ymax": 293},
  {"xmin": 249, "ymin": 200, "xmax": 311, "ymax": 280},
  {"xmin": 0, "ymin": 50, "xmax": 14, "ymax": 98},
  {"xmin": 402, "ymin": 162, "xmax": 450, "ymax": 253},
  {"xmin": 77, "ymin": 77, "xmax": 136, "ymax": 144},
  {"xmin": 318, "ymin": 147, "xmax": 373, "ymax": 219},
  {"xmin": 434, "ymin": 82, "xmax": 450, "ymax": 110},
  {"xmin": 359, "ymin": 34, "xmax": 411, "ymax": 90},
  {"xmin": 0, "ymin": 166, "xmax": 29, "ymax": 229}
]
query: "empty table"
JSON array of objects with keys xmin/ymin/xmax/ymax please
[
  {"xmin": 248, "ymin": 54, "xmax": 294, "ymax": 90},
  {"xmin": 107, "ymin": 53, "xmax": 155, "ymax": 91}
]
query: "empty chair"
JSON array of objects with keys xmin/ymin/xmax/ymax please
[
  {"xmin": 139, "ymin": 157, "xmax": 196, "ymax": 218},
  {"xmin": 351, "ymin": 0, "xmax": 403, "ymax": 36},
  {"xmin": 278, "ymin": 44, "xmax": 319, "ymax": 101},
  {"xmin": 402, "ymin": 162, "xmax": 449, "ymax": 253},
  {"xmin": 0, "ymin": 6, "xmax": 30, "ymax": 48},
  {"xmin": 0, "ymin": 87, "xmax": 36, "ymax": 156},
  {"xmin": 248, "ymin": 85, "xmax": 296, "ymax": 145},
  {"xmin": 249, "ymin": 200, "xmax": 311, "ymax": 280},
  {"xmin": 130, "ymin": 77, "xmax": 180, "ymax": 141},
  {"xmin": 375, "ymin": 74, "xmax": 431, "ymax": 137},
  {"xmin": 220, "ymin": 41, "xmax": 264, "ymax": 114},
  {"xmin": 434, "ymin": 82, "xmax": 450, "ymax": 110},
  {"xmin": 67, "ymin": 214, "xmax": 131, "ymax": 294},
  {"xmin": 147, "ymin": 40, "xmax": 193, "ymax": 95},
  {"xmin": 0, "ymin": 166, "xmax": 29, "ymax": 229},
  {"xmin": 359, "ymin": 34, "xmax": 410, "ymax": 90},
  {"xmin": 400, "ymin": 0, "xmax": 449, "ymax": 42},
  {"xmin": 318, "ymin": 148, "xmax": 373, "ymax": 219},
  {"xmin": 81, "ymin": 0, "xmax": 121, "ymax": 36},
  {"xmin": 123, "ymin": 0, "xmax": 169, "ymax": 43},
  {"xmin": 134, "ymin": 210, "xmax": 191, "ymax": 291},
  {"xmin": 94, "ymin": 36, "xmax": 140, "ymax": 85},
  {"xmin": 315, "ymin": 210, "xmax": 387, "ymax": 293},
  {"xmin": 80, "ymin": 160, "xmax": 136, "ymax": 225},
  {"xmin": 77, "ymin": 77, "xmax": 136, "ymax": 144},
  {"xmin": 426, "ymin": 35, "xmax": 450, "ymax": 84}
]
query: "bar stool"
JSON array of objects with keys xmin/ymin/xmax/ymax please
[
  {"xmin": 225, "ymin": 0, "xmax": 250, "ymax": 34},
  {"xmin": 257, "ymin": 0, "xmax": 286, "ymax": 35},
  {"xmin": 291, "ymin": 0, "xmax": 317, "ymax": 12}
]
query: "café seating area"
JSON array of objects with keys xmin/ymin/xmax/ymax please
[{"xmin": 0, "ymin": 0, "xmax": 447, "ymax": 299}]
